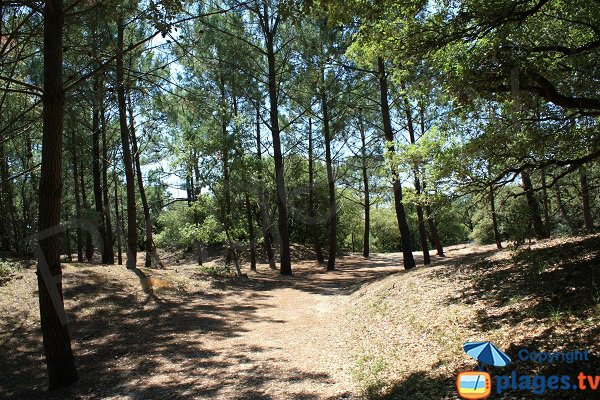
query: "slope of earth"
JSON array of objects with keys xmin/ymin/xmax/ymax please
[{"xmin": 345, "ymin": 234, "xmax": 600, "ymax": 399}]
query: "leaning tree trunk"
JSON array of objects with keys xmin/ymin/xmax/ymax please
[
  {"xmin": 541, "ymin": 167, "xmax": 551, "ymax": 233},
  {"xmin": 266, "ymin": 31, "xmax": 292, "ymax": 275},
  {"xmin": 36, "ymin": 0, "xmax": 78, "ymax": 388},
  {"xmin": 321, "ymin": 89, "xmax": 337, "ymax": 272},
  {"xmin": 128, "ymin": 94, "xmax": 160, "ymax": 268},
  {"xmin": 521, "ymin": 169, "xmax": 548, "ymax": 239},
  {"xmin": 308, "ymin": 117, "xmax": 325, "ymax": 262},
  {"xmin": 580, "ymin": 167, "xmax": 594, "ymax": 233},
  {"xmin": 490, "ymin": 183, "xmax": 503, "ymax": 249},
  {"xmin": 554, "ymin": 181, "xmax": 578, "ymax": 234},
  {"xmin": 378, "ymin": 57, "xmax": 415, "ymax": 270},
  {"xmin": 116, "ymin": 17, "xmax": 137, "ymax": 269},
  {"xmin": 419, "ymin": 103, "xmax": 444, "ymax": 257},
  {"xmin": 512, "ymin": 69, "xmax": 547, "ymax": 240},
  {"xmin": 404, "ymin": 95, "xmax": 430, "ymax": 265},
  {"xmin": 255, "ymin": 97, "xmax": 277, "ymax": 270},
  {"xmin": 359, "ymin": 114, "xmax": 371, "ymax": 258}
]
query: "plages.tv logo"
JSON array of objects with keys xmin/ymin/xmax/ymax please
[{"xmin": 456, "ymin": 341, "xmax": 511, "ymax": 399}]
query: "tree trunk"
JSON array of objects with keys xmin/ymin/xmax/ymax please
[
  {"xmin": 128, "ymin": 94, "xmax": 158, "ymax": 268},
  {"xmin": 245, "ymin": 193, "xmax": 256, "ymax": 271},
  {"xmin": 521, "ymin": 169, "xmax": 548, "ymax": 239},
  {"xmin": 308, "ymin": 117, "xmax": 325, "ymax": 262},
  {"xmin": 0, "ymin": 143, "xmax": 18, "ymax": 253},
  {"xmin": 101, "ymin": 108, "xmax": 114, "ymax": 263},
  {"xmin": 255, "ymin": 104, "xmax": 277, "ymax": 270},
  {"xmin": 425, "ymin": 204, "xmax": 444, "ymax": 256},
  {"xmin": 419, "ymin": 103, "xmax": 444, "ymax": 257},
  {"xmin": 80, "ymin": 158, "xmax": 94, "ymax": 261},
  {"xmin": 490, "ymin": 183, "xmax": 503, "ymax": 249},
  {"xmin": 36, "ymin": 0, "xmax": 78, "ymax": 387},
  {"xmin": 580, "ymin": 168, "xmax": 594, "ymax": 233},
  {"xmin": 0, "ymin": 143, "xmax": 12, "ymax": 251},
  {"xmin": 359, "ymin": 114, "xmax": 370, "ymax": 258},
  {"xmin": 555, "ymin": 180, "xmax": 578, "ymax": 234},
  {"xmin": 113, "ymin": 171, "xmax": 123, "ymax": 265},
  {"xmin": 116, "ymin": 18, "xmax": 137, "ymax": 269},
  {"xmin": 403, "ymin": 96, "xmax": 430, "ymax": 265},
  {"xmin": 91, "ymin": 77, "xmax": 111, "ymax": 264},
  {"xmin": 266, "ymin": 31, "xmax": 292, "ymax": 275},
  {"xmin": 321, "ymin": 89, "xmax": 336, "ymax": 272},
  {"xmin": 378, "ymin": 57, "xmax": 415, "ymax": 270},
  {"xmin": 64, "ymin": 226, "xmax": 72, "ymax": 262},
  {"xmin": 541, "ymin": 167, "xmax": 551, "ymax": 233},
  {"xmin": 70, "ymin": 133, "xmax": 83, "ymax": 262},
  {"xmin": 218, "ymin": 75, "xmax": 239, "ymax": 274}
]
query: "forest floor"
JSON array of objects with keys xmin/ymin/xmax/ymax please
[{"xmin": 1, "ymin": 235, "xmax": 599, "ymax": 399}]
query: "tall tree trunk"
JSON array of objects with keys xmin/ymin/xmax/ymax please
[
  {"xmin": 308, "ymin": 117, "xmax": 325, "ymax": 262},
  {"xmin": 541, "ymin": 167, "xmax": 551, "ymax": 233},
  {"xmin": 91, "ymin": 77, "xmax": 111, "ymax": 264},
  {"xmin": 245, "ymin": 193, "xmax": 256, "ymax": 271},
  {"xmin": 521, "ymin": 169, "xmax": 548, "ymax": 239},
  {"xmin": 0, "ymin": 146, "xmax": 18, "ymax": 253},
  {"xmin": 555, "ymin": 180, "xmax": 578, "ymax": 234},
  {"xmin": 36, "ymin": 0, "xmax": 78, "ymax": 387},
  {"xmin": 266, "ymin": 31, "xmax": 292, "ymax": 275},
  {"xmin": 128, "ymin": 94, "xmax": 158, "ymax": 268},
  {"xmin": 192, "ymin": 155, "xmax": 203, "ymax": 265},
  {"xmin": 219, "ymin": 76, "xmax": 240, "ymax": 274},
  {"xmin": 101, "ymin": 108, "xmax": 114, "ymax": 263},
  {"xmin": 403, "ymin": 96, "xmax": 430, "ymax": 264},
  {"xmin": 64, "ymin": 226, "xmax": 72, "ymax": 262},
  {"xmin": 113, "ymin": 171, "xmax": 123, "ymax": 265},
  {"xmin": 580, "ymin": 168, "xmax": 594, "ymax": 233},
  {"xmin": 256, "ymin": 98, "xmax": 277, "ymax": 269},
  {"xmin": 321, "ymin": 89, "xmax": 337, "ymax": 271},
  {"xmin": 186, "ymin": 173, "xmax": 192, "ymax": 207},
  {"xmin": 359, "ymin": 115, "xmax": 370, "ymax": 258},
  {"xmin": 378, "ymin": 57, "xmax": 415, "ymax": 270},
  {"xmin": 512, "ymin": 69, "xmax": 547, "ymax": 240},
  {"xmin": 70, "ymin": 132, "xmax": 83, "ymax": 262},
  {"xmin": 193, "ymin": 152, "xmax": 201, "ymax": 200},
  {"xmin": 80, "ymin": 158, "xmax": 94, "ymax": 261},
  {"xmin": 490, "ymin": 183, "xmax": 503, "ymax": 249},
  {"xmin": 116, "ymin": 18, "xmax": 137, "ymax": 269},
  {"xmin": 425, "ymin": 204, "xmax": 444, "ymax": 256},
  {"xmin": 419, "ymin": 103, "xmax": 444, "ymax": 257},
  {"xmin": 0, "ymin": 143, "xmax": 12, "ymax": 251}
]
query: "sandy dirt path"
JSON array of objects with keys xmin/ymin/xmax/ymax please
[{"xmin": 0, "ymin": 253, "xmax": 407, "ymax": 399}]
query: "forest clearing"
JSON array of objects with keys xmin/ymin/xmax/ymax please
[
  {"xmin": 1, "ymin": 235, "xmax": 599, "ymax": 399},
  {"xmin": 1, "ymin": 0, "xmax": 599, "ymax": 398}
]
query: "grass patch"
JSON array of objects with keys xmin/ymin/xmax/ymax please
[
  {"xmin": 198, "ymin": 263, "xmax": 237, "ymax": 278},
  {"xmin": 0, "ymin": 259, "xmax": 20, "ymax": 282},
  {"xmin": 352, "ymin": 352, "xmax": 389, "ymax": 398}
]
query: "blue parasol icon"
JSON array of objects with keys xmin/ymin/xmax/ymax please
[{"xmin": 464, "ymin": 341, "xmax": 511, "ymax": 368}]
